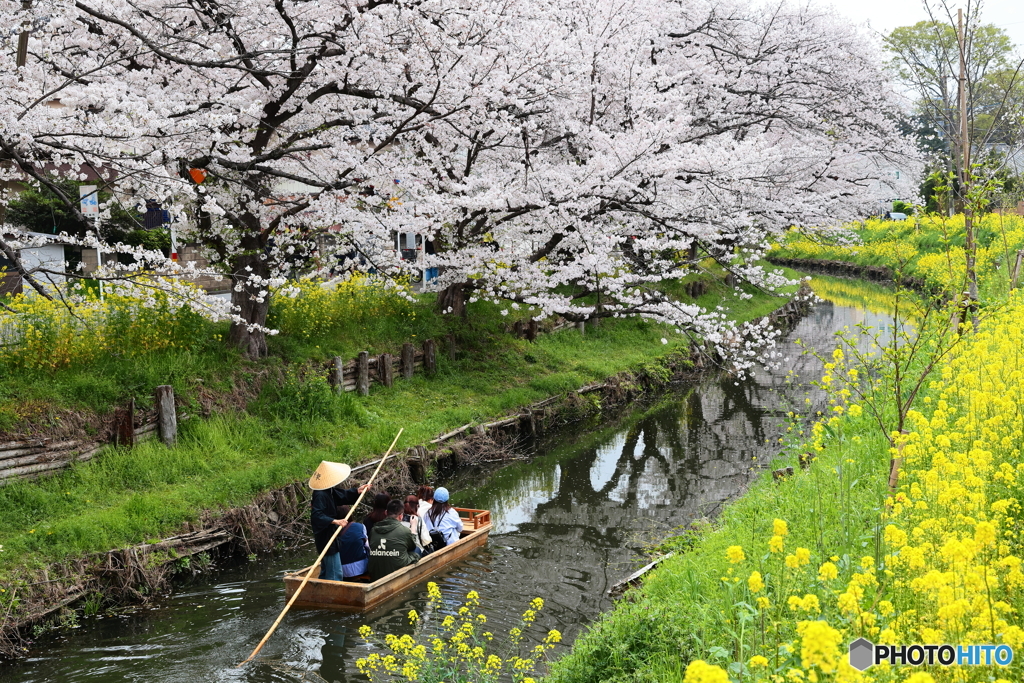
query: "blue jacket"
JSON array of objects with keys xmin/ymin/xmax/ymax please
[{"xmin": 339, "ymin": 522, "xmax": 369, "ymax": 577}]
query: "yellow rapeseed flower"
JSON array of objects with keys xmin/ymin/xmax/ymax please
[
  {"xmin": 817, "ymin": 561, "xmax": 838, "ymax": 582},
  {"xmin": 682, "ymin": 659, "xmax": 730, "ymax": 683}
]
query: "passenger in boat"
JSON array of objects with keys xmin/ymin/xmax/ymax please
[
  {"xmin": 416, "ymin": 486, "xmax": 434, "ymax": 519},
  {"xmin": 367, "ymin": 499, "xmax": 418, "ymax": 581},
  {"xmin": 362, "ymin": 492, "xmax": 392, "ymax": 534},
  {"xmin": 424, "ymin": 487, "xmax": 463, "ymax": 548},
  {"xmin": 336, "ymin": 505, "xmax": 370, "ymax": 579},
  {"xmin": 308, "ymin": 460, "xmax": 370, "ymax": 582},
  {"xmin": 401, "ymin": 495, "xmax": 432, "ymax": 556}
]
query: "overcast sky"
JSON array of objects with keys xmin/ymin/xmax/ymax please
[{"xmin": 827, "ymin": 0, "xmax": 1024, "ymax": 50}]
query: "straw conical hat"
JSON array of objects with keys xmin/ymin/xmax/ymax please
[{"xmin": 308, "ymin": 461, "xmax": 352, "ymax": 490}]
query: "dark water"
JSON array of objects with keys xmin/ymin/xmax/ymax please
[{"xmin": 1, "ymin": 286, "xmax": 894, "ymax": 683}]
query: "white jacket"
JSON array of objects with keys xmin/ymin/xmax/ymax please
[{"xmin": 402, "ymin": 513, "xmax": 432, "ymax": 551}]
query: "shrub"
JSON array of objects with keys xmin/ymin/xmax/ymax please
[
  {"xmin": 269, "ymin": 274, "xmax": 416, "ymax": 342},
  {"xmin": 0, "ymin": 283, "xmax": 209, "ymax": 371},
  {"xmin": 256, "ymin": 367, "xmax": 359, "ymax": 423}
]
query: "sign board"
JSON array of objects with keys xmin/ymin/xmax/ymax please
[{"xmin": 79, "ymin": 185, "xmax": 99, "ymax": 215}]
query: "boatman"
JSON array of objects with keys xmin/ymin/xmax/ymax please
[
  {"xmin": 367, "ymin": 499, "xmax": 418, "ymax": 581},
  {"xmin": 308, "ymin": 461, "xmax": 370, "ymax": 582}
]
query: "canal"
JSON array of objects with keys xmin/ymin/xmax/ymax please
[{"xmin": 1, "ymin": 278, "xmax": 896, "ymax": 683}]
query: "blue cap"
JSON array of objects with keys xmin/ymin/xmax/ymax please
[{"xmin": 434, "ymin": 487, "xmax": 450, "ymax": 503}]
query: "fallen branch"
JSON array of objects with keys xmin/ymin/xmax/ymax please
[
  {"xmin": 430, "ymin": 423, "xmax": 475, "ymax": 444},
  {"xmin": 608, "ymin": 553, "xmax": 675, "ymax": 598}
]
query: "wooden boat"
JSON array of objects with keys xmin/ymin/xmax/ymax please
[{"xmin": 283, "ymin": 508, "xmax": 492, "ymax": 611}]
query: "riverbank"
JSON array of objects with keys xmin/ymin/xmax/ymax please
[
  {"xmin": 769, "ymin": 213, "xmax": 1024, "ymax": 301},
  {"xmin": 0, "ymin": 274, "xmax": 805, "ymax": 657},
  {"xmin": 549, "ymin": 222, "xmax": 1024, "ymax": 683}
]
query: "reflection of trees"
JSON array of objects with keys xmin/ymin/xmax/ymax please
[
  {"xmin": 527, "ymin": 304, "xmax": 857, "ymax": 537},
  {"xmin": 534, "ymin": 384, "xmax": 774, "ymax": 530}
]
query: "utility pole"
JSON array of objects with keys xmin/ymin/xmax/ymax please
[{"xmin": 958, "ymin": 8, "xmax": 979, "ymax": 327}]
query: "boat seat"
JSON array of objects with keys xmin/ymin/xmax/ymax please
[{"xmin": 345, "ymin": 574, "xmax": 373, "ymax": 583}]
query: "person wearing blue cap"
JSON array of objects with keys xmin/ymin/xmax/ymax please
[{"xmin": 423, "ymin": 486, "xmax": 463, "ymax": 548}]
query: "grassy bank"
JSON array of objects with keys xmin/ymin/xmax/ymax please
[
  {"xmin": 0, "ymin": 273, "xmax": 795, "ymax": 580},
  {"xmin": 548, "ymin": 228, "xmax": 1024, "ymax": 683},
  {"xmin": 0, "ymin": 276, "xmax": 445, "ymax": 434},
  {"xmin": 771, "ymin": 213, "xmax": 1024, "ymax": 301}
]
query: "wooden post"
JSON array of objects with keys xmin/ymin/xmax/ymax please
[
  {"xmin": 889, "ymin": 432, "xmax": 909, "ymax": 492},
  {"xmin": 888, "ymin": 457, "xmax": 903, "ymax": 491},
  {"xmin": 1011, "ymin": 250, "xmax": 1024, "ymax": 290},
  {"xmin": 527, "ymin": 319, "xmax": 538, "ymax": 342},
  {"xmin": 406, "ymin": 446, "xmax": 426, "ymax": 484},
  {"xmin": 113, "ymin": 398, "xmax": 135, "ymax": 448},
  {"xmin": 330, "ymin": 356, "xmax": 345, "ymax": 395},
  {"xmin": 576, "ymin": 321, "xmax": 586, "ymax": 336},
  {"xmin": 423, "ymin": 339, "xmax": 437, "ymax": 375},
  {"xmin": 154, "ymin": 386, "xmax": 177, "ymax": 446},
  {"xmin": 446, "ymin": 334, "xmax": 456, "ymax": 361},
  {"xmin": 401, "ymin": 343, "xmax": 415, "ymax": 380},
  {"xmin": 379, "ymin": 353, "xmax": 394, "ymax": 388},
  {"xmin": 519, "ymin": 411, "xmax": 535, "ymax": 437},
  {"xmin": 408, "ymin": 459, "xmax": 426, "ymax": 484},
  {"xmin": 357, "ymin": 351, "xmax": 370, "ymax": 396}
]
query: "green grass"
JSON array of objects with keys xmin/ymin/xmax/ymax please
[
  {"xmin": 0, "ymin": 336, "xmax": 239, "ymax": 430},
  {"xmin": 0, "ymin": 277, "xmax": 796, "ymax": 577}
]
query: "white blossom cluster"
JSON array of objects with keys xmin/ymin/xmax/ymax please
[{"xmin": 0, "ymin": 0, "xmax": 920, "ymax": 360}]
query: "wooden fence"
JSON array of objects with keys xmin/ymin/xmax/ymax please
[
  {"xmin": 328, "ymin": 338, "xmax": 442, "ymax": 395},
  {"xmin": 0, "ymin": 324, "xmax": 536, "ymax": 485},
  {"xmin": 0, "ymin": 386, "xmax": 182, "ymax": 487},
  {"xmin": 325, "ymin": 317, "xmax": 576, "ymax": 396}
]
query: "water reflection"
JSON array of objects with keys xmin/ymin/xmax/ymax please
[{"xmin": 1, "ymin": 290, "xmax": 895, "ymax": 683}]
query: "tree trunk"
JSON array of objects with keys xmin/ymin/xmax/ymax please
[
  {"xmin": 435, "ymin": 281, "xmax": 468, "ymax": 317},
  {"xmin": 227, "ymin": 249, "xmax": 271, "ymax": 359},
  {"xmin": 964, "ymin": 210, "xmax": 980, "ymax": 330}
]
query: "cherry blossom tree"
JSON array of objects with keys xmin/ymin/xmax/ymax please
[
  {"xmin": 5, "ymin": 0, "xmax": 549, "ymax": 355},
  {"xmin": 331, "ymin": 0, "xmax": 920, "ymax": 365},
  {"xmin": 2, "ymin": 0, "xmax": 918, "ymax": 365}
]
